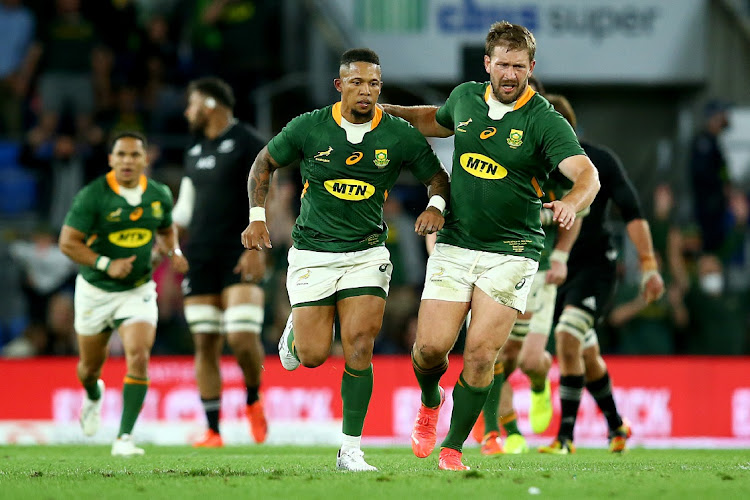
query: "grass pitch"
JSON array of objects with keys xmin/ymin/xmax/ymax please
[{"xmin": 0, "ymin": 446, "xmax": 748, "ymax": 499}]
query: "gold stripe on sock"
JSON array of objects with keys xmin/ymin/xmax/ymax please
[
  {"xmin": 123, "ymin": 376, "xmax": 149, "ymax": 385},
  {"xmin": 500, "ymin": 411, "xmax": 517, "ymax": 426}
]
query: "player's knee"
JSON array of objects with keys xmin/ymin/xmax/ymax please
[
  {"xmin": 126, "ymin": 349, "xmax": 150, "ymax": 376},
  {"xmin": 463, "ymin": 346, "xmax": 499, "ymax": 376},
  {"xmin": 77, "ymin": 358, "xmax": 101, "ymax": 381},
  {"xmin": 185, "ymin": 304, "xmax": 222, "ymax": 335},
  {"xmin": 414, "ymin": 342, "xmax": 450, "ymax": 366},
  {"xmin": 223, "ymin": 304, "xmax": 264, "ymax": 335},
  {"xmin": 518, "ymin": 355, "xmax": 543, "ymax": 376},
  {"xmin": 298, "ymin": 349, "xmax": 328, "ymax": 368}
]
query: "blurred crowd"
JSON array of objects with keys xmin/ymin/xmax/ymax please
[{"xmin": 1, "ymin": 0, "xmax": 748, "ymax": 357}]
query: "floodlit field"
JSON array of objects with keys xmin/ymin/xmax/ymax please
[{"xmin": 0, "ymin": 446, "xmax": 748, "ymax": 499}]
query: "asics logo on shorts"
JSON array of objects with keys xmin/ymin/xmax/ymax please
[
  {"xmin": 515, "ymin": 278, "xmax": 527, "ymax": 290},
  {"xmin": 379, "ymin": 264, "xmax": 388, "ymax": 272}
]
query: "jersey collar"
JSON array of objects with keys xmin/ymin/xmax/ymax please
[
  {"xmin": 106, "ymin": 170, "xmax": 148, "ymax": 194},
  {"xmin": 484, "ymin": 84, "xmax": 536, "ymax": 110},
  {"xmin": 332, "ymin": 102, "xmax": 383, "ymax": 130}
]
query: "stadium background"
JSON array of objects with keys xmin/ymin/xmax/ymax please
[{"xmin": 1, "ymin": 0, "xmax": 749, "ymax": 447}]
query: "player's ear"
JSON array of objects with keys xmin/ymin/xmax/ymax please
[
  {"xmin": 484, "ymin": 54, "xmax": 491, "ymax": 74},
  {"xmin": 333, "ymin": 78, "xmax": 343, "ymax": 93}
]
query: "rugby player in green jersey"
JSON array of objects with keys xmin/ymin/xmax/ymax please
[
  {"xmin": 59, "ymin": 131, "xmax": 189, "ymax": 456},
  {"xmin": 382, "ymin": 21, "xmax": 600, "ymax": 470},
  {"xmin": 241, "ymin": 49, "xmax": 450, "ymax": 471}
]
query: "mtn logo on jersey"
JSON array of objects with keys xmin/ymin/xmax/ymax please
[
  {"xmin": 108, "ymin": 228, "xmax": 152, "ymax": 248},
  {"xmin": 373, "ymin": 149, "xmax": 389, "ymax": 168},
  {"xmin": 196, "ymin": 156, "xmax": 216, "ymax": 169},
  {"xmin": 315, "ymin": 146, "xmax": 333, "ymax": 163},
  {"xmin": 507, "ymin": 129, "xmax": 524, "ymax": 148},
  {"xmin": 460, "ymin": 153, "xmax": 507, "ymax": 179},
  {"xmin": 218, "ymin": 139, "xmax": 235, "ymax": 153},
  {"xmin": 324, "ymin": 179, "xmax": 375, "ymax": 200}
]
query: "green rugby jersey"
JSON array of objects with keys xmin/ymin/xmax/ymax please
[
  {"xmin": 538, "ymin": 170, "xmax": 574, "ymax": 271},
  {"xmin": 268, "ymin": 103, "xmax": 443, "ymax": 252},
  {"xmin": 435, "ymin": 82, "xmax": 584, "ymax": 260},
  {"xmin": 64, "ymin": 171, "xmax": 174, "ymax": 292}
]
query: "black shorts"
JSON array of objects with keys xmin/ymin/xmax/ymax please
[
  {"xmin": 182, "ymin": 249, "xmax": 244, "ymax": 297},
  {"xmin": 554, "ymin": 257, "xmax": 617, "ymax": 324}
]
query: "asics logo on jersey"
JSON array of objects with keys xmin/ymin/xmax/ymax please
[
  {"xmin": 108, "ymin": 228, "xmax": 152, "ymax": 248},
  {"xmin": 315, "ymin": 146, "xmax": 333, "ymax": 162},
  {"xmin": 456, "ymin": 118, "xmax": 472, "ymax": 132},
  {"xmin": 480, "ymin": 127, "xmax": 497, "ymax": 139},
  {"xmin": 507, "ymin": 129, "xmax": 524, "ymax": 148},
  {"xmin": 196, "ymin": 156, "xmax": 216, "ymax": 169},
  {"xmin": 324, "ymin": 179, "xmax": 375, "ymax": 200},
  {"xmin": 346, "ymin": 152, "xmax": 363, "ymax": 165},
  {"xmin": 459, "ymin": 153, "xmax": 508, "ymax": 180}
]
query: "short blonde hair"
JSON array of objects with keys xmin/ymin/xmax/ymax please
[{"xmin": 485, "ymin": 21, "xmax": 536, "ymax": 61}]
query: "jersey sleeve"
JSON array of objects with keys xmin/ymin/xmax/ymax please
[
  {"xmin": 402, "ymin": 127, "xmax": 443, "ymax": 183},
  {"xmin": 157, "ymin": 183, "xmax": 175, "ymax": 229},
  {"xmin": 435, "ymin": 84, "xmax": 467, "ymax": 130},
  {"xmin": 602, "ymin": 147, "xmax": 643, "ymax": 223},
  {"xmin": 267, "ymin": 113, "xmax": 309, "ymax": 165},
  {"xmin": 63, "ymin": 184, "xmax": 98, "ymax": 234},
  {"xmin": 538, "ymin": 109, "xmax": 586, "ymax": 172}
]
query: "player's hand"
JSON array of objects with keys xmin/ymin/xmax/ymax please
[
  {"xmin": 234, "ymin": 249, "xmax": 266, "ymax": 284},
  {"xmin": 542, "ymin": 200, "xmax": 576, "ymax": 230},
  {"xmin": 169, "ymin": 251, "xmax": 189, "ymax": 274},
  {"xmin": 107, "ymin": 255, "xmax": 136, "ymax": 279},
  {"xmin": 415, "ymin": 207, "xmax": 444, "ymax": 236},
  {"xmin": 641, "ymin": 270, "xmax": 665, "ymax": 304},
  {"xmin": 546, "ymin": 260, "xmax": 568, "ymax": 285},
  {"xmin": 241, "ymin": 221, "xmax": 272, "ymax": 250}
]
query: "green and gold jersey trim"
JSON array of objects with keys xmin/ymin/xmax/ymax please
[
  {"xmin": 483, "ymin": 84, "xmax": 536, "ymax": 111},
  {"xmin": 331, "ymin": 101, "xmax": 383, "ymax": 130},
  {"xmin": 105, "ymin": 170, "xmax": 148, "ymax": 195}
]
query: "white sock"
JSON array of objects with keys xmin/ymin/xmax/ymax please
[{"xmin": 341, "ymin": 434, "xmax": 361, "ymax": 452}]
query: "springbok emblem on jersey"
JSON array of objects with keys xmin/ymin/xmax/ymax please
[
  {"xmin": 456, "ymin": 118, "xmax": 472, "ymax": 132},
  {"xmin": 314, "ymin": 146, "xmax": 333, "ymax": 163}
]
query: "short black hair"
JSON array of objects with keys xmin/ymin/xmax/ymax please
[
  {"xmin": 110, "ymin": 130, "xmax": 148, "ymax": 152},
  {"xmin": 340, "ymin": 48, "xmax": 380, "ymax": 67},
  {"xmin": 187, "ymin": 77, "xmax": 236, "ymax": 109}
]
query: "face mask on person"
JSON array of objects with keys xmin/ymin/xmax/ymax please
[{"xmin": 700, "ymin": 272, "xmax": 724, "ymax": 296}]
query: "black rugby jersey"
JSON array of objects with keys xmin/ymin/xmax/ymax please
[
  {"xmin": 183, "ymin": 121, "xmax": 265, "ymax": 256},
  {"xmin": 568, "ymin": 141, "xmax": 643, "ymax": 269}
]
